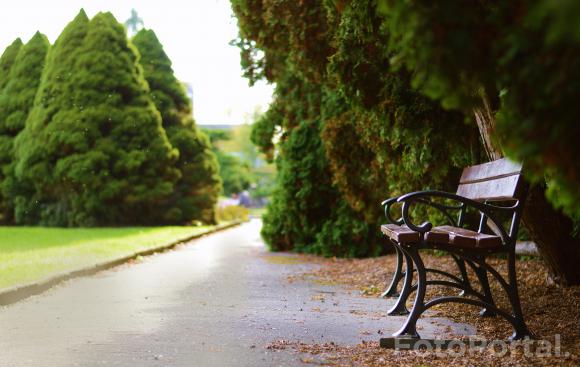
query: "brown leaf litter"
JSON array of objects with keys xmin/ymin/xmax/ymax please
[{"xmin": 274, "ymin": 252, "xmax": 579, "ymax": 366}]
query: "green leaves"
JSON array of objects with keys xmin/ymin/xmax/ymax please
[
  {"xmin": 381, "ymin": 0, "xmax": 580, "ymax": 220},
  {"xmin": 231, "ymin": 0, "xmax": 476, "ymax": 256},
  {"xmin": 132, "ymin": 28, "xmax": 221, "ymax": 224},
  {"xmin": 0, "ymin": 39, "xmax": 23, "ymax": 92},
  {"xmin": 0, "ymin": 33, "xmax": 49, "ymax": 223},
  {"xmin": 261, "ymin": 119, "xmax": 378, "ymax": 257},
  {"xmin": 11, "ymin": 11, "xmax": 179, "ymax": 226}
]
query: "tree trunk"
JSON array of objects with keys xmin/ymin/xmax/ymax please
[
  {"xmin": 473, "ymin": 95, "xmax": 502, "ymax": 161},
  {"xmin": 474, "ymin": 95, "xmax": 580, "ymax": 286}
]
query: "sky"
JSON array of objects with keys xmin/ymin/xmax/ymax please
[{"xmin": 0, "ymin": 0, "xmax": 273, "ymax": 125}]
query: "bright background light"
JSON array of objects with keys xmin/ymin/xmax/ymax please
[{"xmin": 0, "ymin": 0, "xmax": 273, "ymax": 125}]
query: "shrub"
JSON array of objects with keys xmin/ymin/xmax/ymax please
[
  {"xmin": 0, "ymin": 38, "xmax": 22, "ymax": 91},
  {"xmin": 260, "ymin": 119, "xmax": 381, "ymax": 257},
  {"xmin": 13, "ymin": 11, "xmax": 179, "ymax": 226},
  {"xmin": 231, "ymin": 0, "xmax": 475, "ymax": 257},
  {"xmin": 132, "ymin": 29, "xmax": 221, "ymax": 224},
  {"xmin": 0, "ymin": 32, "xmax": 50, "ymax": 223}
]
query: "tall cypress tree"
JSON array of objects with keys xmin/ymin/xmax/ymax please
[
  {"xmin": 14, "ymin": 11, "xmax": 179, "ymax": 226},
  {"xmin": 0, "ymin": 38, "xmax": 23, "ymax": 92},
  {"xmin": 0, "ymin": 38, "xmax": 23, "ymax": 222},
  {"xmin": 0, "ymin": 32, "xmax": 50, "ymax": 223},
  {"xmin": 132, "ymin": 29, "xmax": 221, "ymax": 224}
]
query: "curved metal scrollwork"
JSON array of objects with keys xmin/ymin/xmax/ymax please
[
  {"xmin": 381, "ymin": 197, "xmax": 404, "ymax": 225},
  {"xmin": 397, "ymin": 190, "xmax": 521, "ymax": 245}
]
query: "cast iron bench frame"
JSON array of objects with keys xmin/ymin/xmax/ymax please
[{"xmin": 379, "ymin": 158, "xmax": 532, "ymax": 344}]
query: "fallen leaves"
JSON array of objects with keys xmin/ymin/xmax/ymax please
[{"xmin": 282, "ymin": 252, "xmax": 580, "ymax": 366}]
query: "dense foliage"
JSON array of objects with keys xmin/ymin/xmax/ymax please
[
  {"xmin": 263, "ymin": 118, "xmax": 379, "ymax": 257},
  {"xmin": 322, "ymin": 1, "xmax": 478, "ymax": 222},
  {"xmin": 217, "ymin": 153, "xmax": 252, "ymax": 195},
  {"xmin": 13, "ymin": 11, "xmax": 179, "ymax": 226},
  {"xmin": 203, "ymin": 128, "xmax": 253, "ymax": 196},
  {"xmin": 132, "ymin": 29, "xmax": 221, "ymax": 224},
  {"xmin": 379, "ymin": 0, "xmax": 580, "ymax": 220},
  {"xmin": 232, "ymin": 0, "xmax": 580, "ymax": 283},
  {"xmin": 0, "ymin": 32, "xmax": 50, "ymax": 223},
  {"xmin": 231, "ymin": 0, "xmax": 477, "ymax": 256},
  {"xmin": 0, "ymin": 39, "xmax": 22, "ymax": 92}
]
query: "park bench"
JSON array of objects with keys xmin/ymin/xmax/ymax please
[{"xmin": 379, "ymin": 158, "xmax": 532, "ymax": 345}]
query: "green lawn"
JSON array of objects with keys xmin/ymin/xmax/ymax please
[{"xmin": 0, "ymin": 225, "xmax": 219, "ymax": 291}]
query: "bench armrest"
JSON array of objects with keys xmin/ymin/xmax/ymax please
[
  {"xmin": 382, "ymin": 192, "xmax": 465, "ymax": 227},
  {"xmin": 396, "ymin": 190, "xmax": 520, "ymax": 243},
  {"xmin": 381, "ymin": 196, "xmax": 404, "ymax": 225}
]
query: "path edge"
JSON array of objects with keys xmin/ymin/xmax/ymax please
[{"xmin": 0, "ymin": 220, "xmax": 244, "ymax": 307}]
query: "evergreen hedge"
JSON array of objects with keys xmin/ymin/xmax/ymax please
[
  {"xmin": 13, "ymin": 11, "xmax": 179, "ymax": 226},
  {"xmin": 231, "ymin": 0, "xmax": 475, "ymax": 256},
  {"xmin": 232, "ymin": 0, "xmax": 580, "ymax": 282},
  {"xmin": 132, "ymin": 29, "xmax": 221, "ymax": 224},
  {"xmin": 379, "ymin": 0, "xmax": 580, "ymax": 220}
]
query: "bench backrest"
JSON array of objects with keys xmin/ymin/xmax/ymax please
[{"xmin": 456, "ymin": 158, "xmax": 523, "ymax": 202}]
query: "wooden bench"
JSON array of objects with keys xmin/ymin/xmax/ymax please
[{"xmin": 380, "ymin": 158, "xmax": 532, "ymax": 345}]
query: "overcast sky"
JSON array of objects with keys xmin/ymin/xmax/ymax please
[{"xmin": 0, "ymin": 0, "xmax": 273, "ymax": 125}]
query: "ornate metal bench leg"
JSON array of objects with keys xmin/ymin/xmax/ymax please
[
  {"xmin": 506, "ymin": 251, "xmax": 532, "ymax": 340},
  {"xmin": 393, "ymin": 245, "xmax": 426, "ymax": 338},
  {"xmin": 472, "ymin": 258, "xmax": 496, "ymax": 317},
  {"xmin": 387, "ymin": 244, "xmax": 413, "ymax": 316},
  {"xmin": 381, "ymin": 242, "xmax": 404, "ymax": 298},
  {"xmin": 452, "ymin": 255, "xmax": 472, "ymax": 296}
]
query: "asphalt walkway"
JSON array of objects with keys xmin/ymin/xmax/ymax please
[{"xmin": 0, "ymin": 219, "xmax": 471, "ymax": 366}]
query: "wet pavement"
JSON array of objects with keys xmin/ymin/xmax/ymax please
[{"xmin": 0, "ymin": 219, "xmax": 473, "ymax": 366}]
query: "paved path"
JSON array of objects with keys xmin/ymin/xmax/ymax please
[{"xmin": 0, "ymin": 220, "xmax": 472, "ymax": 367}]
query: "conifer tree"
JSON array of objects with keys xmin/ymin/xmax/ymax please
[
  {"xmin": 14, "ymin": 11, "xmax": 179, "ymax": 226},
  {"xmin": 0, "ymin": 32, "xmax": 50, "ymax": 223},
  {"xmin": 231, "ymin": 0, "xmax": 580, "ymax": 283},
  {"xmin": 231, "ymin": 0, "xmax": 472, "ymax": 257},
  {"xmin": 132, "ymin": 29, "xmax": 221, "ymax": 224},
  {"xmin": 0, "ymin": 39, "xmax": 23, "ymax": 91}
]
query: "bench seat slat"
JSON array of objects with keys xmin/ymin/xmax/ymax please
[
  {"xmin": 382, "ymin": 224, "xmax": 502, "ymax": 248},
  {"xmin": 425, "ymin": 225, "xmax": 503, "ymax": 248},
  {"xmin": 381, "ymin": 224, "xmax": 420, "ymax": 243},
  {"xmin": 423, "ymin": 227, "xmax": 450, "ymax": 243}
]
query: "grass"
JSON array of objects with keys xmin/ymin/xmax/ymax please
[{"xmin": 0, "ymin": 225, "xmax": 219, "ymax": 291}]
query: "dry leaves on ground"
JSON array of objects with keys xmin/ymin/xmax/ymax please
[{"xmin": 279, "ymin": 252, "xmax": 579, "ymax": 366}]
